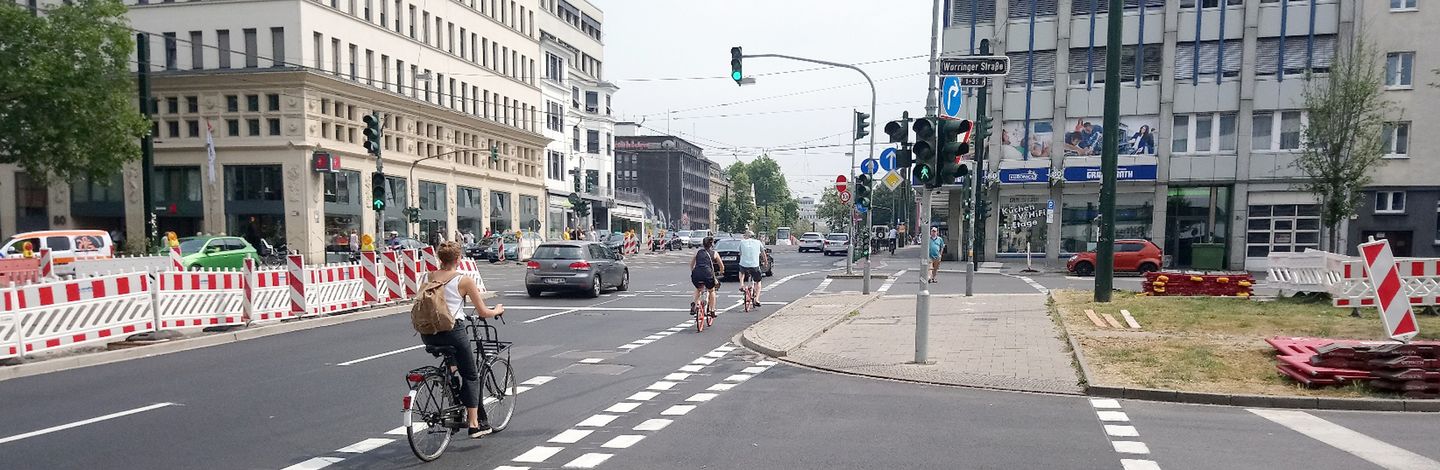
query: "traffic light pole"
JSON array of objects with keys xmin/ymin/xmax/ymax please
[
  {"xmin": 914, "ymin": 0, "xmax": 942, "ymax": 365},
  {"xmin": 137, "ymin": 33, "xmax": 157, "ymax": 249},
  {"xmin": 847, "ymin": 127, "xmax": 856, "ymax": 276},
  {"xmin": 739, "ymin": 52, "xmax": 876, "ymax": 293},
  {"xmin": 973, "ymin": 39, "xmax": 992, "ymax": 270}
]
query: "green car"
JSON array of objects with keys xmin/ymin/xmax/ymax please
[{"xmin": 177, "ymin": 236, "xmax": 258, "ymax": 269}]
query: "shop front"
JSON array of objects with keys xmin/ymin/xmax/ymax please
[
  {"xmin": 490, "ymin": 191, "xmax": 512, "ymax": 234},
  {"xmin": 418, "ymin": 180, "xmax": 448, "ymax": 245},
  {"xmin": 154, "ymin": 166, "xmax": 206, "ymax": 240},
  {"xmin": 996, "ymin": 194, "xmax": 1050, "ymax": 257},
  {"xmin": 224, "ymin": 165, "xmax": 285, "ymax": 252},
  {"xmin": 1059, "ymin": 190, "xmax": 1156, "ymax": 255},
  {"xmin": 519, "ymin": 195, "xmax": 541, "ymax": 234},
  {"xmin": 458, "ymin": 186, "xmax": 484, "ymax": 240},
  {"xmin": 1164, "ymin": 186, "xmax": 1233, "ymax": 269},
  {"xmin": 381, "ymin": 175, "xmax": 409, "ymax": 238},
  {"xmin": 323, "ymin": 170, "xmax": 361, "ymax": 255}
]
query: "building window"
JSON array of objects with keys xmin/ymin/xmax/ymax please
[
  {"xmin": 572, "ymin": 127, "xmax": 580, "ymax": 151},
  {"xmin": 1251, "ymin": 112, "xmax": 1273, "ymax": 150},
  {"xmin": 217, "ymin": 29, "xmax": 231, "ymax": 68},
  {"xmin": 268, "ymin": 118, "xmax": 281, "ymax": 136},
  {"xmin": 1392, "ymin": 0, "xmax": 1418, "ymax": 11},
  {"xmin": 1004, "ymin": 50, "xmax": 1057, "ymax": 87},
  {"xmin": 225, "ymin": 165, "xmax": 283, "ymax": 201},
  {"xmin": 323, "ymin": 170, "xmax": 356, "ymax": 204},
  {"xmin": 1245, "ymin": 204, "xmax": 1321, "ymax": 258},
  {"xmin": 1070, "ymin": 44, "xmax": 1162, "ymax": 85},
  {"xmin": 586, "ymin": 130, "xmax": 599, "ymax": 154},
  {"xmin": 1255, "ymin": 35, "xmax": 1336, "ymax": 76},
  {"xmin": 186, "ymin": 96, "xmax": 198, "ymax": 113},
  {"xmin": 1171, "ymin": 113, "xmax": 1237, "ymax": 154},
  {"xmin": 1375, "ymin": 191, "xmax": 1406, "ymax": 214},
  {"xmin": 1383, "ymin": 122, "xmax": 1411, "ymax": 157},
  {"xmin": 1386, "ymin": 52, "xmax": 1414, "ymax": 88},
  {"xmin": 163, "ymin": 32, "xmax": 177, "ymax": 70},
  {"xmin": 266, "ymin": 93, "xmax": 280, "ymax": 111},
  {"xmin": 547, "ymin": 150, "xmax": 564, "ymax": 180},
  {"xmin": 227, "ymin": 119, "xmax": 240, "ymax": 136},
  {"xmin": 1278, "ymin": 111, "xmax": 1303, "ymax": 150},
  {"xmin": 247, "ymin": 118, "xmax": 260, "ymax": 136},
  {"xmin": 545, "ymin": 52, "xmax": 563, "ymax": 82},
  {"xmin": 1007, "ymin": 0, "xmax": 1057, "ymax": 18},
  {"xmin": 1253, "ymin": 111, "xmax": 1306, "ymax": 151},
  {"xmin": 166, "ymin": 97, "xmax": 179, "ymax": 114},
  {"xmin": 1181, "ymin": 0, "xmax": 1242, "ymax": 8},
  {"xmin": 189, "ymin": 31, "xmax": 203, "ymax": 69},
  {"xmin": 243, "ymin": 28, "xmax": 258, "ymax": 68},
  {"xmin": 571, "ymin": 86, "xmax": 580, "ymax": 109},
  {"xmin": 186, "ymin": 120, "xmax": 199, "ymax": 137},
  {"xmin": 155, "ymin": 166, "xmax": 203, "ymax": 202},
  {"xmin": 1174, "ymin": 41, "xmax": 1242, "ymax": 80},
  {"xmin": 167, "ymin": 121, "xmax": 180, "ymax": 138},
  {"xmin": 246, "ymin": 94, "xmax": 260, "ymax": 112},
  {"xmin": 270, "ymin": 27, "xmax": 284, "ymax": 67}
]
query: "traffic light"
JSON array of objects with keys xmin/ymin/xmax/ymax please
[
  {"xmin": 370, "ymin": 172, "xmax": 386, "ymax": 211},
  {"xmin": 895, "ymin": 148, "xmax": 913, "ymax": 168},
  {"xmin": 730, "ymin": 47, "xmax": 743, "ymax": 85},
  {"xmin": 406, "ymin": 207, "xmax": 420, "ymax": 224},
  {"xmin": 883, "ymin": 119, "xmax": 909, "ymax": 145},
  {"xmin": 974, "ymin": 115, "xmax": 994, "ymax": 143},
  {"xmin": 912, "ymin": 117, "xmax": 938, "ymax": 188},
  {"xmin": 854, "ymin": 111, "xmax": 870, "ymax": 141},
  {"xmin": 490, "ymin": 145, "xmax": 500, "ymax": 164},
  {"xmin": 575, "ymin": 197, "xmax": 590, "ymax": 218},
  {"xmin": 362, "ymin": 112, "xmax": 383, "ymax": 157},
  {"xmin": 855, "ymin": 174, "xmax": 872, "ymax": 210},
  {"xmin": 585, "ymin": 171, "xmax": 599, "ymax": 193}
]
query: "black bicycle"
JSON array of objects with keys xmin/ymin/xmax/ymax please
[{"xmin": 401, "ymin": 315, "xmax": 515, "ymax": 462}]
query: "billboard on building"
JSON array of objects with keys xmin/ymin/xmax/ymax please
[{"xmin": 1060, "ymin": 116, "xmax": 1159, "ymax": 157}]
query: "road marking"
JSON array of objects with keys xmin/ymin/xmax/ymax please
[
  {"xmin": 634, "ymin": 339, "xmax": 655, "ymax": 344},
  {"xmin": 664, "ymin": 373, "xmax": 691, "ymax": 381},
  {"xmin": 495, "ymin": 467, "xmax": 531, "ymax": 470},
  {"xmin": 604, "ymin": 402, "xmax": 641, "ymax": 413},
  {"xmin": 1096, "ymin": 411, "xmax": 1130, "ymax": 422},
  {"xmin": 740, "ymin": 366, "xmax": 766, "ymax": 374},
  {"xmin": 1105, "ymin": 425, "xmax": 1139, "ymax": 437},
  {"xmin": 628, "ymin": 391, "xmax": 659, "ymax": 401},
  {"xmin": 767, "ymin": 270, "xmax": 821, "ymax": 290},
  {"xmin": 1089, "ymin": 398, "xmax": 1121, "ymax": 409},
  {"xmin": 661, "ymin": 405, "xmax": 696, "ymax": 416},
  {"xmin": 576, "ymin": 414, "xmax": 618, "ymax": 427},
  {"xmin": 521, "ymin": 376, "xmax": 555, "ymax": 386},
  {"xmin": 724, "ymin": 374, "xmax": 752, "ymax": 382},
  {"xmin": 548, "ymin": 429, "xmax": 593, "ymax": 444},
  {"xmin": 619, "ymin": 344, "xmax": 642, "ymax": 349},
  {"xmin": 562, "ymin": 452, "xmax": 612, "ymax": 468},
  {"xmin": 513, "ymin": 446, "xmax": 565, "ymax": 463},
  {"xmin": 679, "ymin": 365, "xmax": 704, "ymax": 372},
  {"xmin": 644, "ymin": 335, "xmax": 664, "ymax": 340},
  {"xmin": 0, "ymin": 402, "xmax": 176, "ymax": 445},
  {"xmin": 877, "ymin": 269, "xmax": 907, "ymax": 293},
  {"xmin": 716, "ymin": 345, "xmax": 737, "ymax": 352},
  {"xmin": 647, "ymin": 381, "xmax": 677, "ymax": 391},
  {"xmin": 579, "ymin": 358, "xmax": 604, "ymax": 364},
  {"xmin": 1121, "ymin": 460, "xmax": 1162, "ymax": 470},
  {"xmin": 281, "ymin": 457, "xmax": 344, "ymax": 470},
  {"xmin": 336, "ymin": 345, "xmax": 426, "ymax": 366},
  {"xmin": 601, "ymin": 435, "xmax": 646, "ymax": 449},
  {"xmin": 523, "ymin": 308, "xmax": 583, "ymax": 323},
  {"xmin": 384, "ymin": 423, "xmax": 425, "ymax": 435},
  {"xmin": 335, "ymin": 438, "xmax": 393, "ymax": 453},
  {"xmin": 757, "ymin": 360, "xmax": 777, "ymax": 366},
  {"xmin": 634, "ymin": 419, "xmax": 672, "ymax": 431},
  {"xmin": 686, "ymin": 393, "xmax": 717, "ymax": 402},
  {"xmin": 707, "ymin": 383, "xmax": 736, "ymax": 391},
  {"xmin": 704, "ymin": 351, "xmax": 726, "ymax": 358},
  {"xmin": 1112, "ymin": 441, "xmax": 1151, "ymax": 454},
  {"xmin": 1249, "ymin": 408, "xmax": 1440, "ymax": 470},
  {"xmin": 691, "ymin": 358, "xmax": 717, "ymax": 365},
  {"xmin": 813, "ymin": 278, "xmax": 834, "ymax": 293}
]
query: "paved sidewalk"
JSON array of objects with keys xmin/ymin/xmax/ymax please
[{"xmin": 742, "ymin": 292, "xmax": 1082, "ymax": 394}]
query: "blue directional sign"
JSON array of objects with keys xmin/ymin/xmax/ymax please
[
  {"xmin": 860, "ymin": 158, "xmax": 879, "ymax": 176},
  {"xmin": 879, "ymin": 148, "xmax": 896, "ymax": 171},
  {"xmin": 940, "ymin": 76, "xmax": 963, "ymax": 119},
  {"xmin": 855, "ymin": 203, "xmax": 868, "ymax": 214}
]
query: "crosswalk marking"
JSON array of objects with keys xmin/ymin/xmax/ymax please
[
  {"xmin": 548, "ymin": 429, "xmax": 593, "ymax": 444},
  {"xmin": 513, "ymin": 446, "xmax": 564, "ymax": 463},
  {"xmin": 633, "ymin": 419, "xmax": 672, "ymax": 431},
  {"xmin": 1249, "ymin": 409, "xmax": 1440, "ymax": 470},
  {"xmin": 1112, "ymin": 441, "xmax": 1150, "ymax": 455}
]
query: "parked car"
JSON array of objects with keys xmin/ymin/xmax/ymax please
[
  {"xmin": 463, "ymin": 242, "xmax": 485, "ymax": 260},
  {"xmin": 1067, "ymin": 239, "xmax": 1164, "ymax": 276},
  {"xmin": 601, "ymin": 232, "xmax": 627, "ymax": 252},
  {"xmin": 797, "ymin": 232, "xmax": 825, "ymax": 253},
  {"xmin": 674, "ymin": 230, "xmax": 695, "ymax": 248},
  {"xmin": 525, "ymin": 241, "xmax": 628, "ymax": 298},
  {"xmin": 483, "ymin": 232, "xmax": 544, "ymax": 262},
  {"xmin": 713, "ymin": 238, "xmax": 773, "ymax": 280},
  {"xmin": 822, "ymin": 233, "xmax": 851, "ymax": 256},
  {"xmin": 651, "ymin": 232, "xmax": 683, "ymax": 251},
  {"xmin": 688, "ymin": 230, "xmax": 711, "ymax": 247},
  {"xmin": 177, "ymin": 236, "xmax": 259, "ymax": 270}
]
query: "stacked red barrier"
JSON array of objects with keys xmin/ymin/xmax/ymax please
[
  {"xmin": 1143, "ymin": 271, "xmax": 1254, "ymax": 297},
  {"xmin": 1267, "ymin": 336, "xmax": 1440, "ymax": 398}
]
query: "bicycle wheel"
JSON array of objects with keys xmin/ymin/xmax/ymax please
[
  {"xmin": 405, "ymin": 374, "xmax": 454, "ymax": 461},
  {"xmin": 695, "ymin": 301, "xmax": 706, "ymax": 332},
  {"xmin": 482, "ymin": 358, "xmax": 516, "ymax": 432}
]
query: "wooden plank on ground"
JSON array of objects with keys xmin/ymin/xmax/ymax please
[
  {"xmin": 1100, "ymin": 313, "xmax": 1124, "ymax": 329},
  {"xmin": 1120, "ymin": 309, "xmax": 1142, "ymax": 329},
  {"xmin": 1083, "ymin": 309, "xmax": 1106, "ymax": 328}
]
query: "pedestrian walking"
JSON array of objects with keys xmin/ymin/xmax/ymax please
[
  {"xmin": 349, "ymin": 229, "xmax": 360, "ymax": 253},
  {"xmin": 928, "ymin": 227, "xmax": 944, "ymax": 283}
]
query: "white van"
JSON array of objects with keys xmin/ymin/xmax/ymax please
[{"xmin": 1, "ymin": 230, "xmax": 116, "ymax": 275}]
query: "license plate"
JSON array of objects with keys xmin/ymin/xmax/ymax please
[
  {"xmin": 723, "ymin": 256, "xmax": 738, "ymax": 261},
  {"xmin": 544, "ymin": 278, "xmax": 565, "ymax": 285}
]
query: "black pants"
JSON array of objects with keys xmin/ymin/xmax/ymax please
[{"xmin": 420, "ymin": 322, "xmax": 487, "ymax": 418}]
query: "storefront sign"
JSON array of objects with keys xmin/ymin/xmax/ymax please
[
  {"xmin": 997, "ymin": 168, "xmax": 1050, "ymax": 184},
  {"xmin": 1062, "ymin": 164, "xmax": 1158, "ymax": 182}
]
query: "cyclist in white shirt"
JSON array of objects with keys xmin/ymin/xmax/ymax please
[{"xmin": 738, "ymin": 231, "xmax": 766, "ymax": 307}]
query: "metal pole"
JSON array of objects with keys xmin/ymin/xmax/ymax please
[
  {"xmin": 1095, "ymin": 0, "xmax": 1123, "ymax": 302},
  {"xmin": 137, "ymin": 33, "xmax": 157, "ymax": 250},
  {"xmin": 915, "ymin": 0, "xmax": 942, "ymax": 364},
  {"xmin": 974, "ymin": 39, "xmax": 991, "ymax": 269},
  {"xmin": 848, "ymin": 138, "xmax": 856, "ymax": 276}
]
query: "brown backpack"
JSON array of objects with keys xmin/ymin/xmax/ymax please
[{"xmin": 411, "ymin": 274, "xmax": 458, "ymax": 335}]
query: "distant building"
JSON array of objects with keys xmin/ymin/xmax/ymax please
[
  {"xmin": 613, "ymin": 132, "xmax": 711, "ymax": 230},
  {"xmin": 707, "ymin": 161, "xmax": 730, "ymax": 229}
]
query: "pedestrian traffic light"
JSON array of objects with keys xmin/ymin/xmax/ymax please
[
  {"xmin": 362, "ymin": 112, "xmax": 383, "ymax": 157},
  {"xmin": 912, "ymin": 117, "xmax": 938, "ymax": 188},
  {"xmin": 855, "ymin": 174, "xmax": 872, "ymax": 210},
  {"xmin": 406, "ymin": 207, "xmax": 420, "ymax": 223},
  {"xmin": 490, "ymin": 145, "xmax": 500, "ymax": 164},
  {"xmin": 854, "ymin": 111, "xmax": 870, "ymax": 141},
  {"xmin": 730, "ymin": 47, "xmax": 743, "ymax": 85},
  {"xmin": 370, "ymin": 172, "xmax": 386, "ymax": 211}
]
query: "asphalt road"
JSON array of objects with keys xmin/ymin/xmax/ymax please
[{"xmin": 0, "ymin": 246, "xmax": 1435, "ymax": 470}]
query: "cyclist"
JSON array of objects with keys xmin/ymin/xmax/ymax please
[
  {"xmin": 415, "ymin": 242, "xmax": 505, "ymax": 438},
  {"xmin": 690, "ymin": 236, "xmax": 722, "ymax": 318},
  {"xmin": 887, "ymin": 226, "xmax": 898, "ymax": 255},
  {"xmin": 738, "ymin": 231, "xmax": 765, "ymax": 307}
]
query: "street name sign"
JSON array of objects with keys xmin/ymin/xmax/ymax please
[{"xmin": 940, "ymin": 56, "xmax": 1010, "ymax": 76}]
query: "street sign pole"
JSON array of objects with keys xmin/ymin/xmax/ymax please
[{"xmin": 848, "ymin": 118, "xmax": 857, "ymax": 276}]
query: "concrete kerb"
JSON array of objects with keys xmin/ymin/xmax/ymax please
[
  {"xmin": 0, "ymin": 291, "xmax": 496, "ymax": 383},
  {"xmin": 737, "ymin": 292, "xmax": 882, "ymax": 358},
  {"xmin": 1050, "ymin": 292, "xmax": 1440, "ymax": 412}
]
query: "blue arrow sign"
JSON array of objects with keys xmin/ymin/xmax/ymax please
[
  {"xmin": 879, "ymin": 148, "xmax": 896, "ymax": 171},
  {"xmin": 860, "ymin": 158, "xmax": 879, "ymax": 176},
  {"xmin": 855, "ymin": 203, "xmax": 868, "ymax": 214},
  {"xmin": 941, "ymin": 76, "xmax": 963, "ymax": 119}
]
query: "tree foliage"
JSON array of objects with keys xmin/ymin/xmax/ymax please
[
  {"xmin": 743, "ymin": 155, "xmax": 799, "ymax": 236},
  {"xmin": 726, "ymin": 162, "xmax": 755, "ymax": 231},
  {"xmin": 0, "ymin": 0, "xmax": 150, "ymax": 183},
  {"xmin": 715, "ymin": 194, "xmax": 738, "ymax": 233},
  {"xmin": 816, "ymin": 188, "xmax": 851, "ymax": 234},
  {"xmin": 1293, "ymin": 36, "xmax": 1390, "ymax": 250}
]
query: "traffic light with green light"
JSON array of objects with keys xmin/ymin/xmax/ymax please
[
  {"xmin": 370, "ymin": 172, "xmax": 386, "ymax": 211},
  {"xmin": 854, "ymin": 111, "xmax": 870, "ymax": 141},
  {"xmin": 362, "ymin": 112, "xmax": 382, "ymax": 158},
  {"xmin": 730, "ymin": 47, "xmax": 743, "ymax": 85},
  {"xmin": 911, "ymin": 117, "xmax": 938, "ymax": 188}
]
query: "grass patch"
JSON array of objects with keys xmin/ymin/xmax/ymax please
[{"xmin": 1053, "ymin": 290, "xmax": 1440, "ymax": 398}]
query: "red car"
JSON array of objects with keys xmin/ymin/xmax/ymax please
[{"xmin": 1067, "ymin": 239, "xmax": 1163, "ymax": 276}]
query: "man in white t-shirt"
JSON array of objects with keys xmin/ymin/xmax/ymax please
[{"xmin": 738, "ymin": 231, "xmax": 766, "ymax": 307}]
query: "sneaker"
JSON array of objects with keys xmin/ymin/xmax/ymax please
[
  {"xmin": 469, "ymin": 423, "xmax": 493, "ymax": 438},
  {"xmin": 752, "ymin": 301, "xmax": 762, "ymax": 307}
]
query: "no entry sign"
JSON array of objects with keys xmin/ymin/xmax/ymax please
[
  {"xmin": 1359, "ymin": 238, "xmax": 1420, "ymax": 343},
  {"xmin": 835, "ymin": 175, "xmax": 849, "ymax": 193}
]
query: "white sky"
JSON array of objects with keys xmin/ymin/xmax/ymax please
[{"xmin": 595, "ymin": 0, "xmax": 934, "ymax": 199}]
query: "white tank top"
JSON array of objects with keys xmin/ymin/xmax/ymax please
[{"xmin": 426, "ymin": 272, "xmax": 466, "ymax": 320}]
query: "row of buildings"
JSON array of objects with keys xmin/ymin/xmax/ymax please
[
  {"xmin": 0, "ymin": 0, "xmax": 727, "ymax": 258},
  {"xmin": 944, "ymin": 0, "xmax": 1437, "ymax": 270}
]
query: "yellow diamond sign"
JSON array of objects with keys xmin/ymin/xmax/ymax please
[{"xmin": 882, "ymin": 171, "xmax": 903, "ymax": 190}]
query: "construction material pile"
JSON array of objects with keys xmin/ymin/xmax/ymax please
[
  {"xmin": 1143, "ymin": 272, "xmax": 1254, "ymax": 297},
  {"xmin": 1268, "ymin": 336, "xmax": 1440, "ymax": 399}
]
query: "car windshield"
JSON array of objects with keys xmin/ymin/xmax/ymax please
[
  {"xmin": 802, "ymin": 233, "xmax": 822, "ymax": 239},
  {"xmin": 715, "ymin": 240, "xmax": 742, "ymax": 251},
  {"xmin": 677, "ymin": 231, "xmax": 693, "ymax": 238},
  {"xmin": 693, "ymin": 230, "xmax": 710, "ymax": 238},
  {"xmin": 178, "ymin": 239, "xmax": 208, "ymax": 255},
  {"xmin": 826, "ymin": 234, "xmax": 848, "ymax": 241},
  {"xmin": 777, "ymin": 228, "xmax": 791, "ymax": 239},
  {"xmin": 532, "ymin": 245, "xmax": 584, "ymax": 259}
]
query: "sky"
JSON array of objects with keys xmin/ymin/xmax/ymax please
[{"xmin": 594, "ymin": 0, "xmax": 936, "ymax": 200}]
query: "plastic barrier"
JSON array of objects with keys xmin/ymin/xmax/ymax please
[
  {"xmin": 382, "ymin": 251, "xmax": 404, "ymax": 301},
  {"xmin": 37, "ymin": 248, "xmax": 53, "ymax": 279},
  {"xmin": 401, "ymin": 249, "xmax": 419, "ymax": 298},
  {"xmin": 155, "ymin": 269, "xmax": 246, "ymax": 329},
  {"xmin": 362, "ymin": 251, "xmax": 381, "ymax": 305},
  {"xmin": 420, "ymin": 246, "xmax": 439, "ymax": 273},
  {"xmin": 71, "ymin": 255, "xmax": 173, "ymax": 278},
  {"xmin": 1327, "ymin": 256, "xmax": 1440, "ymax": 308},
  {"xmin": 248, "ymin": 263, "xmax": 294, "ymax": 323},
  {"xmin": 1266, "ymin": 250, "xmax": 1345, "ymax": 295},
  {"xmin": 306, "ymin": 263, "xmax": 363, "ymax": 315},
  {"xmin": 1, "ymin": 272, "xmax": 155, "ymax": 360},
  {"xmin": 1143, "ymin": 271, "xmax": 1255, "ymax": 297},
  {"xmin": 0, "ymin": 258, "xmax": 40, "ymax": 286}
]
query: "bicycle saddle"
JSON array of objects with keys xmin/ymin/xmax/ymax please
[{"xmin": 424, "ymin": 345, "xmax": 457, "ymax": 357}]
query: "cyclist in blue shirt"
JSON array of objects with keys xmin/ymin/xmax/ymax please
[{"xmin": 738, "ymin": 231, "xmax": 766, "ymax": 307}]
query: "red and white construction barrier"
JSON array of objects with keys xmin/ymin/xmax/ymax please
[
  {"xmin": 382, "ymin": 251, "xmax": 403, "ymax": 301},
  {"xmin": 362, "ymin": 251, "xmax": 380, "ymax": 305},
  {"xmin": 1358, "ymin": 239, "xmax": 1421, "ymax": 343},
  {"xmin": 1, "ymin": 272, "xmax": 154, "ymax": 360},
  {"xmin": 248, "ymin": 263, "xmax": 294, "ymax": 322},
  {"xmin": 155, "ymin": 269, "xmax": 245, "ymax": 329},
  {"xmin": 306, "ymin": 263, "xmax": 363, "ymax": 315},
  {"xmin": 624, "ymin": 234, "xmax": 638, "ymax": 255},
  {"xmin": 287, "ymin": 255, "xmax": 306, "ymax": 316},
  {"xmin": 170, "ymin": 246, "xmax": 183, "ymax": 271},
  {"xmin": 37, "ymin": 248, "xmax": 53, "ymax": 280},
  {"xmin": 0, "ymin": 258, "xmax": 40, "ymax": 286},
  {"xmin": 401, "ymin": 249, "xmax": 419, "ymax": 298},
  {"xmin": 420, "ymin": 246, "xmax": 439, "ymax": 273}
]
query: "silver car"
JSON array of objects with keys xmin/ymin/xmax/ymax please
[
  {"xmin": 822, "ymin": 233, "xmax": 851, "ymax": 256},
  {"xmin": 524, "ymin": 241, "xmax": 629, "ymax": 298},
  {"xmin": 798, "ymin": 232, "xmax": 825, "ymax": 253}
]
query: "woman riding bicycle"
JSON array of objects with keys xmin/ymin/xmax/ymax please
[
  {"xmin": 690, "ymin": 236, "xmax": 722, "ymax": 318},
  {"xmin": 415, "ymin": 242, "xmax": 505, "ymax": 438}
]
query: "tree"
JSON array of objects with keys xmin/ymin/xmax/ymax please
[
  {"xmin": 1293, "ymin": 36, "xmax": 1390, "ymax": 251},
  {"xmin": 1, "ymin": 0, "xmax": 150, "ymax": 183},
  {"xmin": 816, "ymin": 189, "xmax": 851, "ymax": 235},
  {"xmin": 745, "ymin": 155, "xmax": 800, "ymax": 236},
  {"xmin": 726, "ymin": 162, "xmax": 755, "ymax": 231},
  {"xmin": 715, "ymin": 194, "xmax": 738, "ymax": 233}
]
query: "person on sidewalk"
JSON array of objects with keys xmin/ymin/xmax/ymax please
[
  {"xmin": 738, "ymin": 231, "xmax": 765, "ymax": 308},
  {"xmin": 928, "ymin": 227, "xmax": 944, "ymax": 283}
]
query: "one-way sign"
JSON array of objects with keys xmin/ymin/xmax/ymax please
[{"xmin": 940, "ymin": 56, "xmax": 1010, "ymax": 76}]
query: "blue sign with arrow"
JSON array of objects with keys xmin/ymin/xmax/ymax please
[
  {"xmin": 879, "ymin": 148, "xmax": 896, "ymax": 171},
  {"xmin": 941, "ymin": 76, "xmax": 963, "ymax": 119},
  {"xmin": 860, "ymin": 158, "xmax": 879, "ymax": 176}
]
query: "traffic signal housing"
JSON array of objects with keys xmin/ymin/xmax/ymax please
[
  {"xmin": 937, "ymin": 119, "xmax": 972, "ymax": 185},
  {"xmin": 883, "ymin": 119, "xmax": 909, "ymax": 145},
  {"xmin": 912, "ymin": 117, "xmax": 938, "ymax": 187},
  {"xmin": 362, "ymin": 113, "xmax": 382, "ymax": 157},
  {"xmin": 855, "ymin": 174, "xmax": 872, "ymax": 211},
  {"xmin": 854, "ymin": 111, "xmax": 870, "ymax": 141},
  {"xmin": 370, "ymin": 172, "xmax": 386, "ymax": 211},
  {"xmin": 730, "ymin": 47, "xmax": 743, "ymax": 85},
  {"xmin": 490, "ymin": 145, "xmax": 500, "ymax": 164}
]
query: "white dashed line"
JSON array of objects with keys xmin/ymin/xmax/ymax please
[
  {"xmin": 1112, "ymin": 441, "xmax": 1151, "ymax": 454},
  {"xmin": 634, "ymin": 339, "xmax": 655, "ymax": 344},
  {"xmin": 619, "ymin": 344, "xmax": 641, "ymax": 350},
  {"xmin": 495, "ymin": 466, "xmax": 531, "ymax": 470},
  {"xmin": 513, "ymin": 446, "xmax": 565, "ymax": 463},
  {"xmin": 601, "ymin": 435, "xmax": 646, "ymax": 449},
  {"xmin": 723, "ymin": 374, "xmax": 752, "ymax": 382},
  {"xmin": 740, "ymin": 366, "xmax": 766, "ymax": 374},
  {"xmin": 661, "ymin": 405, "xmax": 696, "ymax": 416},
  {"xmin": 604, "ymin": 402, "xmax": 641, "ymax": 413},
  {"xmin": 707, "ymin": 383, "xmax": 736, "ymax": 391},
  {"xmin": 644, "ymin": 335, "xmax": 664, "ymax": 340},
  {"xmin": 281, "ymin": 457, "xmax": 343, "ymax": 470},
  {"xmin": 1105, "ymin": 425, "xmax": 1139, "ymax": 437},
  {"xmin": 521, "ymin": 376, "xmax": 555, "ymax": 386},
  {"xmin": 335, "ymin": 438, "xmax": 393, "ymax": 453},
  {"xmin": 813, "ymin": 278, "xmax": 834, "ymax": 293},
  {"xmin": 562, "ymin": 453, "xmax": 612, "ymax": 468},
  {"xmin": 1096, "ymin": 411, "xmax": 1130, "ymax": 422},
  {"xmin": 579, "ymin": 358, "xmax": 604, "ymax": 364},
  {"xmin": 576, "ymin": 414, "xmax": 618, "ymax": 427},
  {"xmin": 646, "ymin": 381, "xmax": 677, "ymax": 391},
  {"xmin": 686, "ymin": 393, "xmax": 717, "ymax": 402},
  {"xmin": 664, "ymin": 373, "xmax": 691, "ymax": 381},
  {"xmin": 634, "ymin": 419, "xmax": 672, "ymax": 431},
  {"xmin": 548, "ymin": 429, "xmax": 593, "ymax": 444},
  {"xmin": 691, "ymin": 358, "xmax": 716, "ymax": 365},
  {"xmin": 757, "ymin": 360, "xmax": 777, "ymax": 366},
  {"xmin": 627, "ymin": 391, "xmax": 660, "ymax": 401},
  {"xmin": 679, "ymin": 365, "xmax": 704, "ymax": 372},
  {"xmin": 704, "ymin": 351, "xmax": 726, "ymax": 358},
  {"xmin": 1121, "ymin": 459, "xmax": 1162, "ymax": 470},
  {"xmin": 1089, "ymin": 398, "xmax": 1121, "ymax": 409}
]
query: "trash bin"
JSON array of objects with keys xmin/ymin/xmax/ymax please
[{"xmin": 1190, "ymin": 243, "xmax": 1225, "ymax": 270}]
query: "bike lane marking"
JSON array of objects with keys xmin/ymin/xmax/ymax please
[
  {"xmin": 1249, "ymin": 408, "xmax": 1440, "ymax": 470},
  {"xmin": 336, "ymin": 345, "xmax": 425, "ymax": 366},
  {"xmin": 0, "ymin": 402, "xmax": 177, "ymax": 445},
  {"xmin": 1086, "ymin": 398, "xmax": 1162, "ymax": 469}
]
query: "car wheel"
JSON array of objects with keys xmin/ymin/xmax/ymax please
[
  {"xmin": 617, "ymin": 270, "xmax": 629, "ymax": 291},
  {"xmin": 527, "ymin": 287, "xmax": 542, "ymax": 297},
  {"xmin": 1073, "ymin": 261, "xmax": 1095, "ymax": 277},
  {"xmin": 1137, "ymin": 263, "xmax": 1159, "ymax": 274},
  {"xmin": 588, "ymin": 275, "xmax": 603, "ymax": 298}
]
